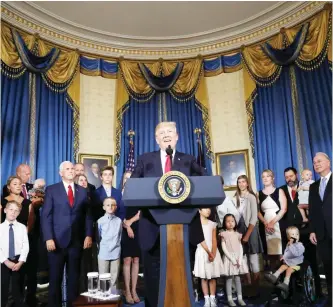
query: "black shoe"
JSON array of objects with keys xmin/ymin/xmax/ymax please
[
  {"xmin": 264, "ymin": 273, "xmax": 278, "ymax": 284},
  {"xmin": 276, "ymin": 282, "xmax": 289, "ymax": 294}
]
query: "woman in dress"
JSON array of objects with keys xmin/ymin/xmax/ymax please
[
  {"xmin": 234, "ymin": 175, "xmax": 263, "ymax": 298},
  {"xmin": 258, "ymin": 169, "xmax": 287, "ymax": 271},
  {"xmin": 121, "ymin": 171, "xmax": 141, "ymax": 304}
]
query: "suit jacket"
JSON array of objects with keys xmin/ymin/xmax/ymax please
[
  {"xmin": 92, "ymin": 186, "xmax": 125, "ymax": 221},
  {"xmin": 2, "ymin": 182, "xmax": 33, "ymax": 198},
  {"xmin": 131, "ymin": 150, "xmax": 206, "ymax": 251},
  {"xmin": 309, "ymin": 175, "xmax": 332, "ymax": 240},
  {"xmin": 280, "ymin": 184, "xmax": 303, "ymax": 228},
  {"xmin": 41, "ymin": 182, "xmax": 93, "ymax": 248}
]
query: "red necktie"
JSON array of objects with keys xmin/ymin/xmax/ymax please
[
  {"xmin": 68, "ymin": 185, "xmax": 74, "ymax": 207},
  {"xmin": 22, "ymin": 184, "xmax": 27, "ymax": 199},
  {"xmin": 165, "ymin": 155, "xmax": 172, "ymax": 173},
  {"xmin": 291, "ymin": 189, "xmax": 296, "ymax": 201}
]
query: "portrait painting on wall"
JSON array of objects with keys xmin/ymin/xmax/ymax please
[
  {"xmin": 215, "ymin": 149, "xmax": 250, "ymax": 190},
  {"xmin": 78, "ymin": 153, "xmax": 113, "ymax": 188}
]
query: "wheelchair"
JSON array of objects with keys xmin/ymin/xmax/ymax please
[{"xmin": 265, "ymin": 260, "xmax": 318, "ymax": 306}]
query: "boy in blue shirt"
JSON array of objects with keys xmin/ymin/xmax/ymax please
[{"xmin": 97, "ymin": 197, "xmax": 122, "ymax": 288}]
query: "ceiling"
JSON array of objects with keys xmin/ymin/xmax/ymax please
[
  {"xmin": 1, "ymin": 1, "xmax": 324, "ymax": 59},
  {"xmin": 26, "ymin": 1, "xmax": 281, "ymax": 38}
]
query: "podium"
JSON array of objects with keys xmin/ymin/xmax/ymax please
[{"xmin": 123, "ymin": 175, "xmax": 225, "ymax": 307}]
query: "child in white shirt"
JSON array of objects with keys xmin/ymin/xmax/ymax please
[{"xmin": 0, "ymin": 200, "xmax": 29, "ymax": 307}]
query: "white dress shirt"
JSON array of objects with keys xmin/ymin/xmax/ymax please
[
  {"xmin": 62, "ymin": 181, "xmax": 75, "ymax": 197},
  {"xmin": 103, "ymin": 185, "xmax": 112, "ymax": 197},
  {"xmin": 160, "ymin": 148, "xmax": 176, "ymax": 174},
  {"xmin": 0, "ymin": 220, "xmax": 29, "ymax": 263}
]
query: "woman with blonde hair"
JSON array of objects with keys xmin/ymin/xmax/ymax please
[
  {"xmin": 258, "ymin": 169, "xmax": 287, "ymax": 271},
  {"xmin": 234, "ymin": 175, "xmax": 263, "ymax": 298}
]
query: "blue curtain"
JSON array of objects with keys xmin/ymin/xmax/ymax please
[
  {"xmin": 116, "ymin": 96, "xmax": 160, "ymax": 187},
  {"xmin": 35, "ymin": 74, "xmax": 74, "ymax": 185},
  {"xmin": 165, "ymin": 93, "xmax": 212, "ymax": 175},
  {"xmin": 295, "ymin": 59, "xmax": 332, "ymax": 179},
  {"xmin": 253, "ymin": 67, "xmax": 298, "ymax": 189},
  {"xmin": 1, "ymin": 71, "xmax": 30, "ymax": 186}
]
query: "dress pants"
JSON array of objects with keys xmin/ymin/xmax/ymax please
[
  {"xmin": 48, "ymin": 245, "xmax": 81, "ymax": 307},
  {"xmin": 1, "ymin": 256, "xmax": 26, "ymax": 307},
  {"xmin": 24, "ymin": 233, "xmax": 39, "ymax": 302},
  {"xmin": 142, "ymin": 242, "xmax": 160, "ymax": 307},
  {"xmin": 317, "ymin": 236, "xmax": 332, "ymax": 300}
]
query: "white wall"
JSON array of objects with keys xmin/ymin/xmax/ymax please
[{"xmin": 206, "ymin": 70, "xmax": 257, "ymax": 196}]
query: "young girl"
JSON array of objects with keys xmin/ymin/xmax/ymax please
[
  {"xmin": 220, "ymin": 214, "xmax": 248, "ymax": 307},
  {"xmin": 193, "ymin": 208, "xmax": 223, "ymax": 307}
]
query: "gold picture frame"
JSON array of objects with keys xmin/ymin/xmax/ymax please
[
  {"xmin": 77, "ymin": 153, "xmax": 113, "ymax": 188},
  {"xmin": 215, "ymin": 149, "xmax": 250, "ymax": 190}
]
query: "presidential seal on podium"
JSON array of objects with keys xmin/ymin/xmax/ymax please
[{"xmin": 158, "ymin": 171, "xmax": 191, "ymax": 204}]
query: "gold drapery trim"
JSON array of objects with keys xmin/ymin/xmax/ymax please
[
  {"xmin": 1, "ymin": 23, "xmax": 36, "ymax": 69},
  {"xmin": 162, "ymin": 58, "xmax": 202, "ymax": 94},
  {"xmin": 289, "ymin": 65, "xmax": 307, "ymax": 171},
  {"xmin": 38, "ymin": 40, "xmax": 80, "ymax": 85},
  {"xmin": 241, "ymin": 8, "xmax": 332, "ymax": 83},
  {"xmin": 29, "ymin": 73, "xmax": 36, "ymax": 179},
  {"xmin": 66, "ymin": 95, "xmax": 80, "ymax": 161},
  {"xmin": 119, "ymin": 60, "xmax": 160, "ymax": 95}
]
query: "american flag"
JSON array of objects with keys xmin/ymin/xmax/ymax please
[{"xmin": 125, "ymin": 137, "xmax": 135, "ymax": 172}]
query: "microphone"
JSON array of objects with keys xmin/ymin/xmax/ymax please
[{"xmin": 166, "ymin": 145, "xmax": 173, "ymax": 156}]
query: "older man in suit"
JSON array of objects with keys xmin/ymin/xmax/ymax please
[
  {"xmin": 42, "ymin": 161, "xmax": 93, "ymax": 307},
  {"xmin": 131, "ymin": 121, "xmax": 205, "ymax": 307},
  {"xmin": 309, "ymin": 152, "xmax": 332, "ymax": 305}
]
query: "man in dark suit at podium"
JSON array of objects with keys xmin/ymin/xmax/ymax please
[{"xmin": 131, "ymin": 121, "xmax": 205, "ymax": 307}]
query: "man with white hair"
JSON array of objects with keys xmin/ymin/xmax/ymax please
[
  {"xmin": 131, "ymin": 121, "xmax": 206, "ymax": 307},
  {"xmin": 2, "ymin": 164, "xmax": 33, "ymax": 198},
  {"xmin": 41, "ymin": 161, "xmax": 93, "ymax": 307},
  {"xmin": 309, "ymin": 152, "xmax": 332, "ymax": 305}
]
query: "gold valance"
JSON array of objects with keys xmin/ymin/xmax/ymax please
[{"xmin": 241, "ymin": 8, "xmax": 331, "ymax": 84}]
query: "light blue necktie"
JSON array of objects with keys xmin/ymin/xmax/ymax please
[
  {"xmin": 319, "ymin": 177, "xmax": 327, "ymax": 201},
  {"xmin": 9, "ymin": 223, "xmax": 15, "ymax": 259}
]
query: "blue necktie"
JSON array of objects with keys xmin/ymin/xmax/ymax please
[
  {"xmin": 320, "ymin": 177, "xmax": 327, "ymax": 201},
  {"xmin": 9, "ymin": 223, "xmax": 15, "ymax": 259}
]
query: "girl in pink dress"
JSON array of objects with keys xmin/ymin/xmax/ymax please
[{"xmin": 220, "ymin": 214, "xmax": 248, "ymax": 306}]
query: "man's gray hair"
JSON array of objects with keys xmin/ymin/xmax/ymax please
[
  {"xmin": 59, "ymin": 161, "xmax": 72, "ymax": 171},
  {"xmin": 314, "ymin": 152, "xmax": 330, "ymax": 161}
]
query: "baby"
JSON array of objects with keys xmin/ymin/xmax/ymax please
[
  {"xmin": 297, "ymin": 169, "xmax": 314, "ymax": 223},
  {"xmin": 28, "ymin": 178, "xmax": 46, "ymax": 208}
]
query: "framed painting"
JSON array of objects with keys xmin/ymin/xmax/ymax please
[
  {"xmin": 215, "ymin": 149, "xmax": 250, "ymax": 190},
  {"xmin": 78, "ymin": 153, "xmax": 113, "ymax": 188}
]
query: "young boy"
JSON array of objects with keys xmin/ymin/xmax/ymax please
[
  {"xmin": 97, "ymin": 197, "xmax": 122, "ymax": 288},
  {"xmin": 297, "ymin": 169, "xmax": 315, "ymax": 223},
  {"xmin": 264, "ymin": 226, "xmax": 304, "ymax": 294},
  {"xmin": 0, "ymin": 200, "xmax": 29, "ymax": 307},
  {"xmin": 93, "ymin": 166, "xmax": 125, "ymax": 221}
]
